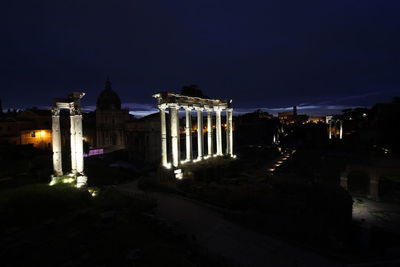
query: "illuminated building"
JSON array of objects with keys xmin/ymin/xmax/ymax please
[
  {"xmin": 20, "ymin": 129, "xmax": 52, "ymax": 149},
  {"xmin": 0, "ymin": 108, "xmax": 52, "ymax": 146}
]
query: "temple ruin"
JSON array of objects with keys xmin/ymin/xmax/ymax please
[
  {"xmin": 153, "ymin": 92, "xmax": 234, "ymax": 174},
  {"xmin": 328, "ymin": 118, "xmax": 343, "ymax": 139},
  {"xmin": 50, "ymin": 92, "xmax": 87, "ymax": 188}
]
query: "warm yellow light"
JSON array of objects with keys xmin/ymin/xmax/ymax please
[
  {"xmin": 62, "ymin": 177, "xmax": 75, "ymax": 184},
  {"xmin": 88, "ymin": 188, "xmax": 99, "ymax": 197}
]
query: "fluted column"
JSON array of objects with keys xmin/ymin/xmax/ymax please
[
  {"xmin": 51, "ymin": 107, "xmax": 63, "ymax": 176},
  {"xmin": 215, "ymin": 107, "xmax": 223, "ymax": 156},
  {"xmin": 159, "ymin": 105, "xmax": 168, "ymax": 167},
  {"xmin": 206, "ymin": 108, "xmax": 213, "ymax": 156},
  {"xmin": 226, "ymin": 108, "xmax": 233, "ymax": 156},
  {"xmin": 75, "ymin": 112, "xmax": 84, "ymax": 174},
  {"xmin": 339, "ymin": 120, "xmax": 343, "ymax": 140},
  {"xmin": 69, "ymin": 104, "xmax": 77, "ymax": 175},
  {"xmin": 170, "ymin": 104, "xmax": 180, "ymax": 167},
  {"xmin": 196, "ymin": 107, "xmax": 204, "ymax": 159},
  {"xmin": 185, "ymin": 107, "xmax": 193, "ymax": 161},
  {"xmin": 328, "ymin": 120, "xmax": 332, "ymax": 139}
]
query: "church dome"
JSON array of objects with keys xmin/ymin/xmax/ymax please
[{"xmin": 96, "ymin": 79, "xmax": 122, "ymax": 110}]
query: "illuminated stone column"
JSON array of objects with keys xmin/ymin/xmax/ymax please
[
  {"xmin": 185, "ymin": 107, "xmax": 193, "ymax": 161},
  {"xmin": 339, "ymin": 120, "xmax": 343, "ymax": 140},
  {"xmin": 51, "ymin": 107, "xmax": 63, "ymax": 176},
  {"xmin": 74, "ymin": 108, "xmax": 87, "ymax": 188},
  {"xmin": 328, "ymin": 120, "xmax": 332, "ymax": 139},
  {"xmin": 215, "ymin": 107, "xmax": 223, "ymax": 156},
  {"xmin": 74, "ymin": 112, "xmax": 84, "ymax": 174},
  {"xmin": 196, "ymin": 107, "xmax": 204, "ymax": 159},
  {"xmin": 170, "ymin": 104, "xmax": 180, "ymax": 167},
  {"xmin": 69, "ymin": 104, "xmax": 77, "ymax": 175},
  {"xmin": 159, "ymin": 105, "xmax": 168, "ymax": 167},
  {"xmin": 206, "ymin": 108, "xmax": 213, "ymax": 156},
  {"xmin": 226, "ymin": 108, "xmax": 233, "ymax": 156}
]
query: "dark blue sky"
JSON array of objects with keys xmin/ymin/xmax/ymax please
[{"xmin": 2, "ymin": 0, "xmax": 400, "ymax": 115}]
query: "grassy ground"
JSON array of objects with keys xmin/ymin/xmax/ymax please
[{"xmin": 0, "ymin": 183, "xmax": 225, "ymax": 267}]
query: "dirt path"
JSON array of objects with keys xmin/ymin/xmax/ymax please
[{"xmin": 116, "ymin": 181, "xmax": 339, "ymax": 267}]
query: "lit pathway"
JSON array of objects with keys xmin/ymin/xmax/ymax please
[
  {"xmin": 116, "ymin": 181, "xmax": 339, "ymax": 267},
  {"xmin": 267, "ymin": 148, "xmax": 296, "ymax": 175}
]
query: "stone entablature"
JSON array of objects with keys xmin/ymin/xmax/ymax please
[
  {"xmin": 153, "ymin": 92, "xmax": 231, "ymax": 110},
  {"xmin": 153, "ymin": 92, "xmax": 234, "ymax": 174}
]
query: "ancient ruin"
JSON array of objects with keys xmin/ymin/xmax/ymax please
[
  {"xmin": 327, "ymin": 118, "xmax": 343, "ymax": 139},
  {"xmin": 153, "ymin": 92, "xmax": 234, "ymax": 174},
  {"xmin": 50, "ymin": 92, "xmax": 87, "ymax": 188}
]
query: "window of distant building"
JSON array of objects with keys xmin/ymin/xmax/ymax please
[{"xmin": 31, "ymin": 131, "xmax": 36, "ymax": 137}]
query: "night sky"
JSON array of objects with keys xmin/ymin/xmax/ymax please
[{"xmin": 2, "ymin": 0, "xmax": 400, "ymax": 116}]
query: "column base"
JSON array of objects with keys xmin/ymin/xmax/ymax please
[
  {"xmin": 49, "ymin": 173, "xmax": 87, "ymax": 188},
  {"xmin": 76, "ymin": 175, "xmax": 88, "ymax": 188},
  {"xmin": 49, "ymin": 174, "xmax": 75, "ymax": 186},
  {"xmin": 49, "ymin": 175, "xmax": 61, "ymax": 186}
]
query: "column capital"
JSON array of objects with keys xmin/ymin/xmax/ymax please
[
  {"xmin": 195, "ymin": 106, "xmax": 204, "ymax": 111},
  {"xmin": 168, "ymin": 103, "xmax": 180, "ymax": 109},
  {"xmin": 158, "ymin": 103, "xmax": 168, "ymax": 110},
  {"xmin": 204, "ymin": 106, "xmax": 213, "ymax": 112},
  {"xmin": 214, "ymin": 106, "xmax": 224, "ymax": 112},
  {"xmin": 69, "ymin": 103, "xmax": 82, "ymax": 115},
  {"xmin": 51, "ymin": 107, "xmax": 60, "ymax": 116}
]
